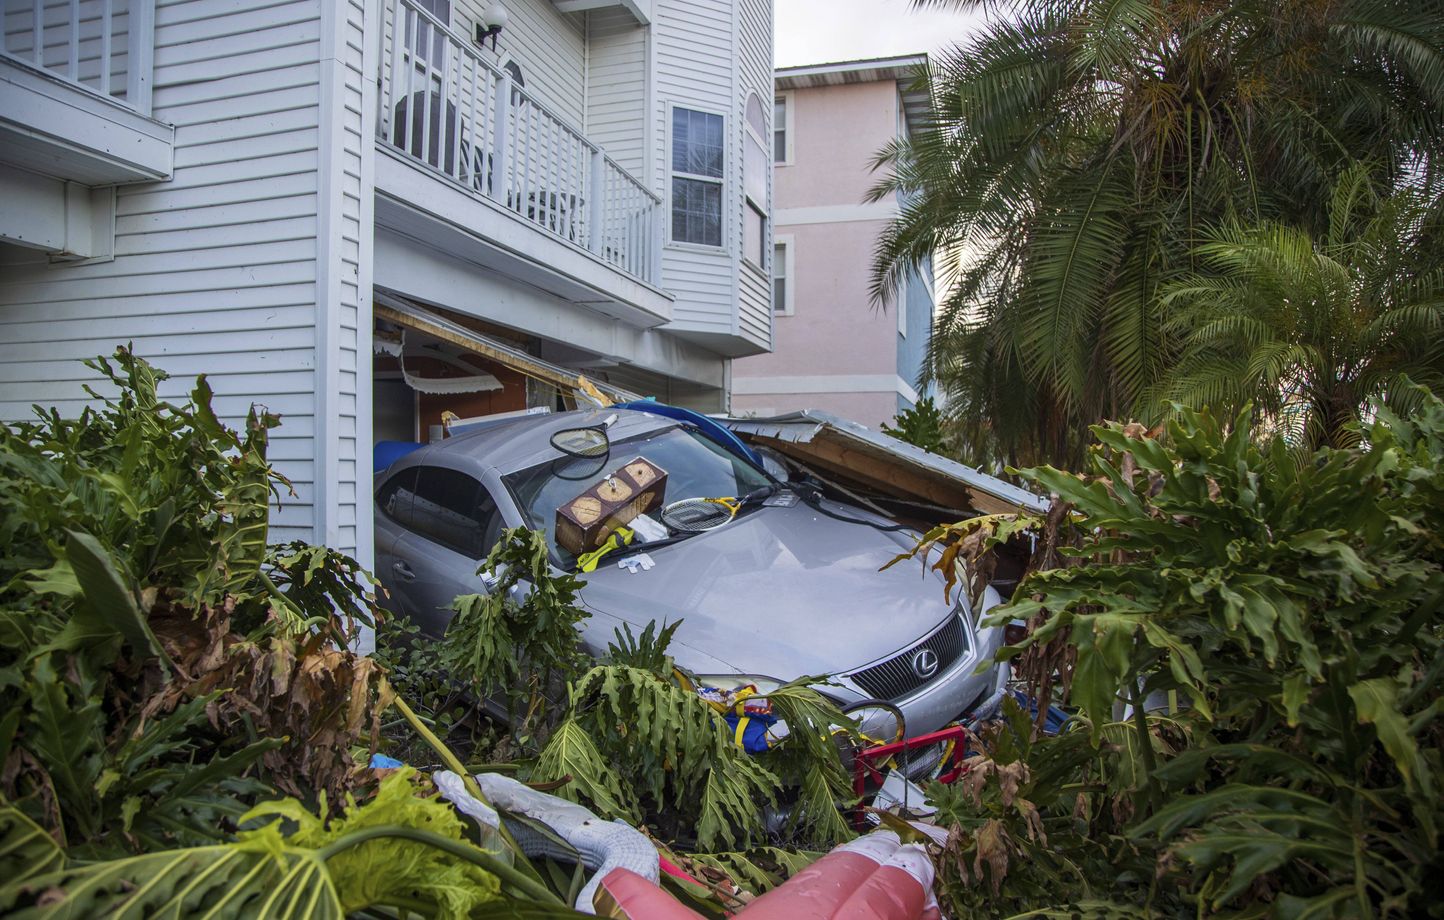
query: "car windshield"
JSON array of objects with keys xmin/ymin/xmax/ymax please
[{"xmin": 504, "ymin": 425, "xmax": 773, "ymax": 567}]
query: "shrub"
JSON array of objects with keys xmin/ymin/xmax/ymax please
[
  {"xmin": 0, "ymin": 348, "xmax": 386, "ymax": 853},
  {"xmin": 913, "ymin": 391, "xmax": 1444, "ymax": 917}
]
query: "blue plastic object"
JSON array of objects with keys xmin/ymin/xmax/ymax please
[
  {"xmin": 369, "ymin": 753, "xmax": 405, "ymax": 769},
  {"xmin": 1008, "ymin": 689, "xmax": 1072, "ymax": 734},
  {"xmin": 374, "ymin": 440, "xmax": 424, "ymax": 474},
  {"xmin": 616, "ymin": 400, "xmax": 764, "ymax": 469},
  {"xmin": 723, "ymin": 711, "xmax": 779, "ymax": 754}
]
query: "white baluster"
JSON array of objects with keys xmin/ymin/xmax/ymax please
[
  {"xmin": 67, "ymin": 0, "xmax": 78, "ymax": 79},
  {"xmin": 31, "ymin": 0, "xmax": 41, "ymax": 67},
  {"xmin": 126, "ymin": 0, "xmax": 153, "ymax": 112},
  {"xmin": 98, "ymin": 0, "xmax": 111, "ymax": 96},
  {"xmin": 588, "ymin": 148, "xmax": 605, "ymax": 256},
  {"xmin": 490, "ymin": 71, "xmax": 510, "ymax": 206},
  {"xmin": 444, "ymin": 37, "xmax": 460, "ymax": 180}
]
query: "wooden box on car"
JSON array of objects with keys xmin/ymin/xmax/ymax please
[{"xmin": 554, "ymin": 457, "xmax": 668, "ymax": 555}]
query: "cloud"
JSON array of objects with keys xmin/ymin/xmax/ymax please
[{"xmin": 775, "ymin": 0, "xmax": 986, "ymax": 67}]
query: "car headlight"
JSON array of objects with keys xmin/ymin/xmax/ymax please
[
  {"xmin": 691, "ymin": 674, "xmax": 783, "ymax": 694},
  {"xmin": 692, "ymin": 675, "xmax": 792, "ymax": 745},
  {"xmin": 953, "ymin": 561, "xmax": 978, "ymax": 625}
]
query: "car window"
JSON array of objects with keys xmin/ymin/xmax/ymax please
[
  {"xmin": 409, "ymin": 466, "xmax": 499, "ymax": 559},
  {"xmin": 503, "ymin": 425, "xmax": 772, "ymax": 565},
  {"xmin": 377, "ymin": 467, "xmax": 419, "ymax": 528}
]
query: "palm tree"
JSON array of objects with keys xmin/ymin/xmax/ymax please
[
  {"xmin": 873, "ymin": 0, "xmax": 1444, "ymax": 467},
  {"xmin": 1156, "ymin": 168, "xmax": 1444, "ymax": 450}
]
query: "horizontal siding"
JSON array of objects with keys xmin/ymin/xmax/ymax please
[
  {"xmin": 0, "ymin": 0, "xmax": 326, "ymax": 547},
  {"xmin": 663, "ymin": 249, "xmax": 734, "ymax": 332},
  {"xmin": 738, "ymin": 264, "xmax": 771, "ymax": 345},
  {"xmin": 734, "ymin": 0, "xmax": 771, "ymax": 351},
  {"xmin": 448, "ymin": 0, "xmax": 585, "ymax": 128},
  {"xmin": 654, "ymin": 0, "xmax": 737, "ymax": 337},
  {"xmin": 585, "ymin": 7, "xmax": 646, "ymax": 176}
]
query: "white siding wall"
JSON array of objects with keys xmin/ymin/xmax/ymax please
[
  {"xmin": 584, "ymin": 7, "xmax": 646, "ymax": 176},
  {"xmin": 735, "ymin": 0, "xmax": 771, "ymax": 350},
  {"xmin": 450, "ymin": 0, "xmax": 585, "ymax": 128},
  {"xmin": 0, "ymin": 0, "xmax": 375, "ymax": 562},
  {"xmin": 314, "ymin": 0, "xmax": 375, "ymax": 560},
  {"xmin": 653, "ymin": 0, "xmax": 735, "ymax": 337}
]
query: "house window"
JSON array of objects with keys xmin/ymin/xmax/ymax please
[
  {"xmin": 671, "ymin": 107, "xmax": 724, "ymax": 247},
  {"xmin": 742, "ymin": 93, "xmax": 769, "ymax": 269},
  {"xmin": 410, "ymin": 0, "xmax": 450, "ymax": 64},
  {"xmin": 744, "ymin": 203, "xmax": 766, "ymax": 267},
  {"xmin": 503, "ymin": 59, "xmax": 525, "ymax": 87},
  {"xmin": 773, "ymin": 238, "xmax": 793, "ymax": 315},
  {"xmin": 773, "ymin": 96, "xmax": 788, "ymax": 163}
]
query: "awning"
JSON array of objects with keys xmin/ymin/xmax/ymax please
[
  {"xmin": 723, "ymin": 410, "xmax": 1048, "ymax": 517},
  {"xmin": 373, "ymin": 292, "xmax": 642, "ymax": 406}
]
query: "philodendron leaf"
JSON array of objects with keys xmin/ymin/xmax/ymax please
[
  {"xmin": 1349, "ymin": 675, "xmax": 1429, "ymax": 795},
  {"xmin": 531, "ymin": 719, "xmax": 636, "ymax": 821},
  {"xmin": 1281, "ymin": 673, "xmax": 1309, "ymax": 727},
  {"xmin": 0, "ymin": 805, "xmax": 63, "ymax": 889},
  {"xmin": 62, "ymin": 529, "xmax": 170, "ymax": 666},
  {"xmin": 0, "ymin": 771, "xmax": 513, "ymax": 919},
  {"xmin": 0, "ymin": 825, "xmax": 347, "ymax": 919}
]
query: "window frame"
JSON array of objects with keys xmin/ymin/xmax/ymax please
[
  {"xmin": 408, "ymin": 0, "xmax": 451, "ymax": 69},
  {"xmin": 377, "ymin": 467, "xmax": 419, "ymax": 528},
  {"xmin": 772, "ymin": 234, "xmax": 795, "ymax": 316},
  {"xmin": 407, "ymin": 465, "xmax": 500, "ymax": 560},
  {"xmin": 773, "ymin": 91, "xmax": 794, "ymax": 166},
  {"xmin": 742, "ymin": 92, "xmax": 770, "ymax": 272},
  {"xmin": 500, "ymin": 55, "xmax": 525, "ymax": 87},
  {"xmin": 666, "ymin": 102, "xmax": 728, "ymax": 252}
]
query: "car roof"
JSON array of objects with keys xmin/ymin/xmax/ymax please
[{"xmin": 387, "ymin": 407, "xmax": 680, "ymax": 479}]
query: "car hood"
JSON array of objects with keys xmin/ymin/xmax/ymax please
[{"xmin": 576, "ymin": 501, "xmax": 958, "ymax": 680}]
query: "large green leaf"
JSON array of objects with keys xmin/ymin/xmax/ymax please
[
  {"xmin": 1350, "ymin": 674, "xmax": 1430, "ymax": 795},
  {"xmin": 0, "ymin": 770, "xmax": 518, "ymax": 919},
  {"xmin": 530, "ymin": 718, "xmax": 636, "ymax": 821},
  {"xmin": 60, "ymin": 530, "xmax": 169, "ymax": 665}
]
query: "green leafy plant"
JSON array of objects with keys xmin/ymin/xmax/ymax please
[
  {"xmin": 0, "ymin": 770, "xmax": 583, "ymax": 918},
  {"xmin": 0, "ymin": 349, "xmax": 390, "ymax": 857},
  {"xmin": 1157, "ymin": 167, "xmax": 1444, "ymax": 451},
  {"xmin": 880, "ymin": 396, "xmax": 949, "ymax": 454},
  {"xmin": 872, "ymin": 0, "xmax": 1444, "ymax": 468},
  {"xmin": 442, "ymin": 528, "xmax": 591, "ymax": 731},
  {"xmin": 605, "ymin": 619, "xmax": 683, "ymax": 672},
  {"xmin": 915, "ymin": 387, "xmax": 1444, "ymax": 917},
  {"xmin": 532, "ymin": 653, "xmax": 860, "ymax": 852}
]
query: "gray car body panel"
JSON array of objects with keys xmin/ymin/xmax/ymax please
[{"xmin": 374, "ymin": 408, "xmax": 1004, "ymax": 737}]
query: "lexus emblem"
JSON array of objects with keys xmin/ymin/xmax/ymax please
[{"xmin": 911, "ymin": 648, "xmax": 940, "ymax": 679}]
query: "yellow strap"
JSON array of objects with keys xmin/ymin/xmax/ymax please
[
  {"xmin": 576, "ymin": 527, "xmax": 635, "ymax": 572},
  {"xmin": 733, "ymin": 715, "xmax": 752, "ymax": 748}
]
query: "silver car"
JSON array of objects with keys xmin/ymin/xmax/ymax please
[{"xmin": 374, "ymin": 407, "xmax": 1007, "ymax": 744}]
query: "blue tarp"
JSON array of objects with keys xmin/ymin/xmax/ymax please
[{"xmin": 616, "ymin": 400, "xmax": 765, "ymax": 469}]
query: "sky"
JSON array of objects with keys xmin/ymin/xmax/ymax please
[{"xmin": 774, "ymin": 0, "xmax": 987, "ymax": 68}]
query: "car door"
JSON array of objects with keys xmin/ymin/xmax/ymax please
[
  {"xmin": 374, "ymin": 465, "xmax": 418, "ymax": 618},
  {"xmin": 387, "ymin": 464, "xmax": 503, "ymax": 636}
]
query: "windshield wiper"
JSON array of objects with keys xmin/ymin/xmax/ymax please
[{"xmin": 591, "ymin": 485, "xmax": 780, "ymax": 568}]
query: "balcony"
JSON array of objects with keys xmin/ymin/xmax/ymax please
[
  {"xmin": 0, "ymin": 0, "xmax": 172, "ymax": 184},
  {"xmin": 376, "ymin": 0, "xmax": 670, "ymax": 327}
]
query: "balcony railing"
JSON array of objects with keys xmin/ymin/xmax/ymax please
[
  {"xmin": 379, "ymin": 0, "xmax": 661, "ymax": 286},
  {"xmin": 2, "ymin": 0, "xmax": 153, "ymax": 115}
]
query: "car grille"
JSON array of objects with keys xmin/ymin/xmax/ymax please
[{"xmin": 849, "ymin": 616, "xmax": 968, "ymax": 701}]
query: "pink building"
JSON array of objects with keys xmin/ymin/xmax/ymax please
[{"xmin": 731, "ymin": 55, "xmax": 935, "ymax": 430}]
